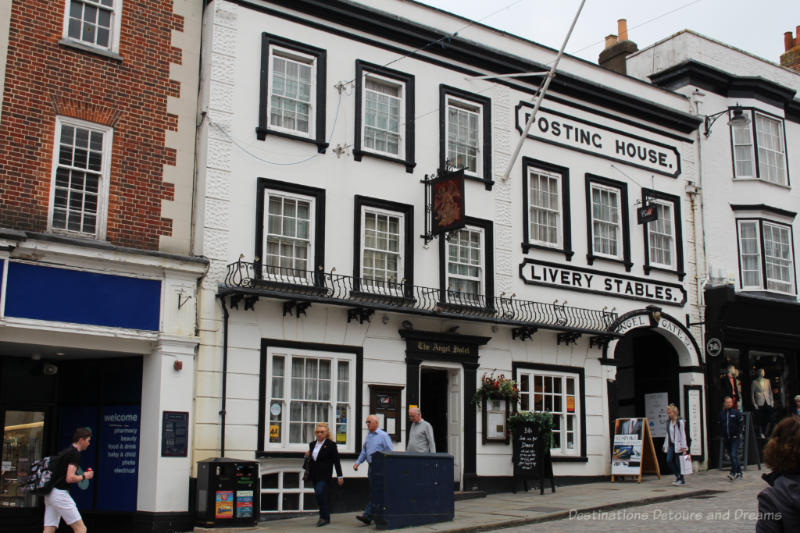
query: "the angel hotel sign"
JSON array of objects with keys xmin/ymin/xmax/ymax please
[
  {"xmin": 515, "ymin": 102, "xmax": 681, "ymax": 177},
  {"xmin": 519, "ymin": 259, "xmax": 686, "ymax": 306}
]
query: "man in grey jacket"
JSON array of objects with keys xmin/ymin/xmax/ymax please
[{"xmin": 407, "ymin": 407, "xmax": 436, "ymax": 453}]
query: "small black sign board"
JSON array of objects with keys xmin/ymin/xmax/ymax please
[
  {"xmin": 161, "ymin": 411, "xmax": 189, "ymax": 457},
  {"xmin": 637, "ymin": 204, "xmax": 658, "ymax": 224},
  {"xmin": 511, "ymin": 422, "xmax": 555, "ymax": 495}
]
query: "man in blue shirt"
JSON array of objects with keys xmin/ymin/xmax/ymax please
[
  {"xmin": 720, "ymin": 395, "xmax": 744, "ymax": 480},
  {"xmin": 353, "ymin": 414, "xmax": 393, "ymax": 525}
]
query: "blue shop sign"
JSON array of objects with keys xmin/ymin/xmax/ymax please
[{"xmin": 5, "ymin": 262, "xmax": 160, "ymax": 330}]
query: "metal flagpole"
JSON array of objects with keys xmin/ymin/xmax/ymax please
[{"xmin": 501, "ymin": 0, "xmax": 586, "ymax": 181}]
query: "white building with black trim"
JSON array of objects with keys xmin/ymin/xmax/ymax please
[
  {"xmin": 626, "ymin": 30, "xmax": 800, "ymax": 465},
  {"xmin": 194, "ymin": 0, "xmax": 707, "ymax": 515}
]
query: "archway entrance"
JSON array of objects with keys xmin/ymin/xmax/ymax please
[{"xmin": 612, "ymin": 329, "xmax": 679, "ymax": 473}]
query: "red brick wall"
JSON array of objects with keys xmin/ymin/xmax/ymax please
[{"xmin": 0, "ymin": 0, "xmax": 183, "ymax": 250}]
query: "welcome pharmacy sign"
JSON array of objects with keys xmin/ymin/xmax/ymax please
[{"xmin": 515, "ymin": 102, "xmax": 681, "ymax": 177}]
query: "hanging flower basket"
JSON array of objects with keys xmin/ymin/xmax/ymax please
[{"xmin": 472, "ymin": 372, "xmax": 519, "ymax": 408}]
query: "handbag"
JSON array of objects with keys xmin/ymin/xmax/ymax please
[
  {"xmin": 679, "ymin": 454, "xmax": 693, "ymax": 475},
  {"xmin": 302, "ymin": 455, "xmax": 311, "ymax": 481}
]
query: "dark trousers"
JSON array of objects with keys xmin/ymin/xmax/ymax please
[
  {"xmin": 363, "ymin": 464, "xmax": 375, "ymax": 519},
  {"xmin": 725, "ymin": 437, "xmax": 741, "ymax": 475},
  {"xmin": 666, "ymin": 443, "xmax": 684, "ymax": 481},
  {"xmin": 314, "ymin": 480, "xmax": 330, "ymax": 520}
]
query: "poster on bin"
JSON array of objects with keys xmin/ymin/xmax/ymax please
[
  {"xmin": 236, "ymin": 490, "xmax": 253, "ymax": 518},
  {"xmin": 215, "ymin": 491, "xmax": 234, "ymax": 519},
  {"xmin": 611, "ymin": 418, "xmax": 644, "ymax": 476}
]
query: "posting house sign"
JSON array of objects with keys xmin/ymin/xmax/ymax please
[
  {"xmin": 519, "ymin": 259, "xmax": 686, "ymax": 306},
  {"xmin": 515, "ymin": 102, "xmax": 681, "ymax": 177}
]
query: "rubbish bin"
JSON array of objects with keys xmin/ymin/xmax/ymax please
[
  {"xmin": 370, "ymin": 452, "xmax": 454, "ymax": 529},
  {"xmin": 196, "ymin": 457, "xmax": 260, "ymax": 527}
]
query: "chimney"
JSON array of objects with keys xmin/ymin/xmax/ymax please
[
  {"xmin": 599, "ymin": 18, "xmax": 638, "ymax": 75},
  {"xmin": 781, "ymin": 25, "xmax": 800, "ymax": 72}
]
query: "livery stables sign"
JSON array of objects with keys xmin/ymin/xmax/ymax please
[
  {"xmin": 515, "ymin": 102, "xmax": 681, "ymax": 177},
  {"xmin": 519, "ymin": 259, "xmax": 686, "ymax": 306}
]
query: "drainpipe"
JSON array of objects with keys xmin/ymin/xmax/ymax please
[{"xmin": 217, "ymin": 294, "xmax": 229, "ymax": 457}]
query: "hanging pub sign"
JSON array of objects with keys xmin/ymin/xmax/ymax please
[
  {"xmin": 637, "ymin": 204, "xmax": 658, "ymax": 224},
  {"xmin": 431, "ymin": 168, "xmax": 465, "ymax": 236}
]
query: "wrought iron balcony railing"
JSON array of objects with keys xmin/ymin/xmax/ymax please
[{"xmin": 222, "ymin": 261, "xmax": 618, "ymax": 335}]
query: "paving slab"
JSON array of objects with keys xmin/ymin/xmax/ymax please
[{"xmin": 193, "ymin": 465, "xmax": 766, "ymax": 533}]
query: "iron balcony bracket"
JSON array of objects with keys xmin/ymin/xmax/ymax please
[
  {"xmin": 557, "ymin": 331, "xmax": 582, "ymax": 346},
  {"xmin": 283, "ymin": 300, "xmax": 312, "ymax": 318},
  {"xmin": 511, "ymin": 326, "xmax": 538, "ymax": 341},
  {"xmin": 347, "ymin": 307, "xmax": 374, "ymax": 324}
]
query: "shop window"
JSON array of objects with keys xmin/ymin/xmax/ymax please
[
  {"xmin": 63, "ymin": 0, "xmax": 122, "ymax": 54},
  {"xmin": 522, "ymin": 158, "xmax": 572, "ymax": 259},
  {"xmin": 731, "ymin": 109, "xmax": 788, "ymax": 185},
  {"xmin": 49, "ymin": 117, "xmax": 112, "ymax": 239},
  {"xmin": 257, "ymin": 34, "xmax": 327, "ymax": 151},
  {"xmin": 585, "ymin": 174, "xmax": 631, "ymax": 270},
  {"xmin": 439, "ymin": 86, "xmax": 491, "ymax": 188},
  {"xmin": 515, "ymin": 364, "xmax": 583, "ymax": 458},
  {"xmin": 0, "ymin": 410, "xmax": 45, "ymax": 508},
  {"xmin": 736, "ymin": 219, "xmax": 795, "ymax": 295},
  {"xmin": 265, "ymin": 347, "xmax": 356, "ymax": 452},
  {"xmin": 354, "ymin": 61, "xmax": 415, "ymax": 172}
]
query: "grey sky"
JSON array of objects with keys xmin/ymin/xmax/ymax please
[{"xmin": 417, "ymin": 0, "xmax": 798, "ymax": 67}]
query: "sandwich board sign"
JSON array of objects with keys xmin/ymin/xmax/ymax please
[{"xmin": 610, "ymin": 417, "xmax": 661, "ymax": 482}]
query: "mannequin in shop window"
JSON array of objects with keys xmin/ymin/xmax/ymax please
[
  {"xmin": 721, "ymin": 365, "xmax": 743, "ymax": 410},
  {"xmin": 751, "ymin": 368, "xmax": 774, "ymax": 438}
]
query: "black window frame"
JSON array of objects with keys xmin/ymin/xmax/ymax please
[
  {"xmin": 512, "ymin": 361, "xmax": 587, "ymax": 462},
  {"xmin": 353, "ymin": 60, "xmax": 416, "ymax": 173},
  {"xmin": 255, "ymin": 178, "xmax": 326, "ymax": 279},
  {"xmin": 257, "ymin": 33, "xmax": 328, "ymax": 153},
  {"xmin": 735, "ymin": 216, "xmax": 797, "ymax": 296},
  {"xmin": 730, "ymin": 107, "xmax": 790, "ymax": 186},
  {"xmin": 257, "ymin": 338, "xmax": 363, "ymax": 458},
  {"xmin": 522, "ymin": 157, "xmax": 573, "ymax": 260},
  {"xmin": 641, "ymin": 188, "xmax": 685, "ymax": 280},
  {"xmin": 439, "ymin": 85, "xmax": 493, "ymax": 190},
  {"xmin": 438, "ymin": 217, "xmax": 494, "ymax": 310},
  {"xmin": 585, "ymin": 174, "xmax": 632, "ymax": 271},
  {"xmin": 352, "ymin": 195, "xmax": 415, "ymax": 300}
]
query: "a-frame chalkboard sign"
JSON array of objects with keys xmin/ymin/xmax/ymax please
[{"xmin": 511, "ymin": 421, "xmax": 555, "ymax": 495}]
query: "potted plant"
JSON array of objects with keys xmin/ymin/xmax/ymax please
[{"xmin": 507, "ymin": 410, "xmax": 554, "ymax": 448}]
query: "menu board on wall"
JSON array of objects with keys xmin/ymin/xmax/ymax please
[
  {"xmin": 644, "ymin": 392, "xmax": 669, "ymax": 438},
  {"xmin": 96, "ymin": 405, "xmax": 140, "ymax": 512},
  {"xmin": 161, "ymin": 411, "xmax": 188, "ymax": 457}
]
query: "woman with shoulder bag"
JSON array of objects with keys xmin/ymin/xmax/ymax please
[
  {"xmin": 304, "ymin": 422, "xmax": 343, "ymax": 527},
  {"xmin": 662, "ymin": 403, "xmax": 689, "ymax": 486}
]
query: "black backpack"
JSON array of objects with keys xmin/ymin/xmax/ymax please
[{"xmin": 20, "ymin": 455, "xmax": 57, "ymax": 495}]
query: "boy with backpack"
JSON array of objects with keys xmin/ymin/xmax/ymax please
[{"xmin": 43, "ymin": 427, "xmax": 94, "ymax": 533}]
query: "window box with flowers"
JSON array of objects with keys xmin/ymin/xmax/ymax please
[{"xmin": 473, "ymin": 373, "xmax": 519, "ymax": 443}]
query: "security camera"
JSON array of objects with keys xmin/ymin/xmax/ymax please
[{"xmin": 43, "ymin": 362, "xmax": 58, "ymax": 376}]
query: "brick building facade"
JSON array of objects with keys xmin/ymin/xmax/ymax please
[{"xmin": 0, "ymin": 2, "xmax": 204, "ymax": 532}]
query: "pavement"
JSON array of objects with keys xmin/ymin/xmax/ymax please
[{"xmin": 194, "ymin": 465, "xmax": 767, "ymax": 533}]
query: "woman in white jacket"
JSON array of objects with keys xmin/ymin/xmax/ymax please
[{"xmin": 663, "ymin": 403, "xmax": 689, "ymax": 485}]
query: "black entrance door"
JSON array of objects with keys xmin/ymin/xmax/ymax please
[
  {"xmin": 420, "ymin": 368, "xmax": 448, "ymax": 453},
  {"xmin": 613, "ymin": 330, "xmax": 680, "ymax": 474}
]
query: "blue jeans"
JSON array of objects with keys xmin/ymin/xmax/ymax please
[
  {"xmin": 362, "ymin": 464, "xmax": 375, "ymax": 519},
  {"xmin": 725, "ymin": 437, "xmax": 741, "ymax": 475},
  {"xmin": 314, "ymin": 480, "xmax": 330, "ymax": 520},
  {"xmin": 666, "ymin": 443, "xmax": 684, "ymax": 481}
]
